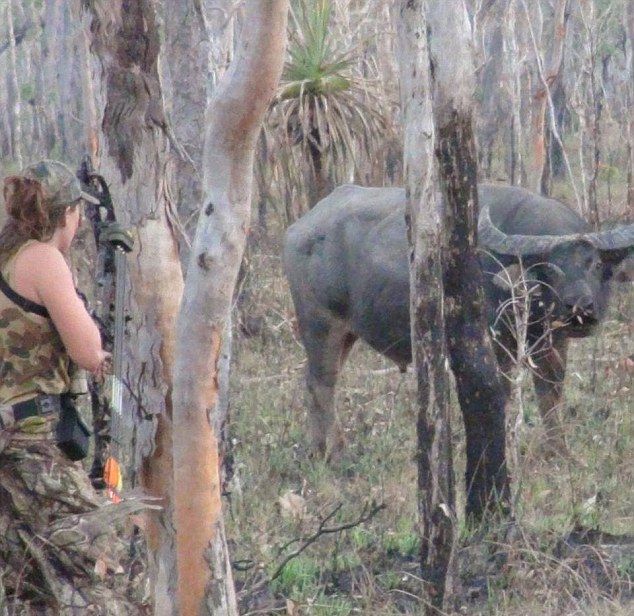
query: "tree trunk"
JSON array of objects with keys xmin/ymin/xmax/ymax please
[
  {"xmin": 163, "ymin": 0, "xmax": 209, "ymax": 181},
  {"xmin": 625, "ymin": 0, "xmax": 634, "ymax": 211},
  {"xmin": 476, "ymin": 2, "xmax": 508, "ymax": 181},
  {"xmin": 6, "ymin": 0, "xmax": 23, "ymax": 168},
  {"xmin": 396, "ymin": 2, "xmax": 453, "ymax": 612},
  {"xmin": 43, "ymin": 0, "xmax": 65, "ymax": 155},
  {"xmin": 506, "ymin": 0, "xmax": 525, "ymax": 185},
  {"xmin": 163, "ymin": 0, "xmax": 235, "ymax": 246},
  {"xmin": 547, "ymin": 80, "xmax": 568, "ymax": 182},
  {"xmin": 171, "ymin": 1, "xmax": 288, "ymax": 614},
  {"xmin": 13, "ymin": 0, "xmax": 34, "ymax": 162},
  {"xmin": 162, "ymin": 0, "xmax": 237, "ymax": 491},
  {"xmin": 84, "ymin": 2, "xmax": 185, "ymax": 614},
  {"xmin": 523, "ymin": 0, "xmax": 569, "ymax": 193},
  {"xmin": 575, "ymin": 0, "xmax": 602, "ymax": 228},
  {"xmin": 77, "ymin": 13, "xmax": 99, "ymax": 162},
  {"xmin": 28, "ymin": 0, "xmax": 48, "ymax": 158},
  {"xmin": 427, "ymin": 1, "xmax": 510, "ymax": 521},
  {"xmin": 307, "ymin": 123, "xmax": 331, "ymax": 207},
  {"xmin": 58, "ymin": 1, "xmax": 77, "ymax": 161},
  {"xmin": 38, "ymin": 0, "xmax": 59, "ymax": 153}
]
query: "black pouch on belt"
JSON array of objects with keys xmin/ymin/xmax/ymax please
[{"xmin": 56, "ymin": 394, "xmax": 91, "ymax": 461}]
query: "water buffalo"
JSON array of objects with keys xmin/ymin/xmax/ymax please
[{"xmin": 284, "ymin": 183, "xmax": 633, "ymax": 455}]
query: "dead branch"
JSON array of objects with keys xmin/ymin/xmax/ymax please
[{"xmin": 243, "ymin": 500, "xmax": 386, "ymax": 596}]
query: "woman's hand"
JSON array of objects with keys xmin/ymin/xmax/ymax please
[{"xmin": 92, "ymin": 351, "xmax": 112, "ymax": 381}]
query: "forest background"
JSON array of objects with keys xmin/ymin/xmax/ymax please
[{"xmin": 0, "ymin": 0, "xmax": 632, "ymax": 614}]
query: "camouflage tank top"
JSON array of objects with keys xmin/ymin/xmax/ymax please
[{"xmin": 0, "ymin": 241, "xmax": 71, "ymax": 405}]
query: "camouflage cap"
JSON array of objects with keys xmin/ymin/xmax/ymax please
[{"xmin": 22, "ymin": 160, "xmax": 100, "ymax": 208}]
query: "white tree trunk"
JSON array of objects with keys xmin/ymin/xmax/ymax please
[
  {"xmin": 522, "ymin": 0, "xmax": 569, "ymax": 193},
  {"xmin": 12, "ymin": 0, "xmax": 34, "ymax": 161},
  {"xmin": 506, "ymin": 0, "xmax": 525, "ymax": 185},
  {"xmin": 58, "ymin": 1, "xmax": 78, "ymax": 161},
  {"xmin": 28, "ymin": 0, "xmax": 48, "ymax": 158},
  {"xmin": 171, "ymin": 1, "xmax": 288, "ymax": 614},
  {"xmin": 44, "ymin": 0, "xmax": 65, "ymax": 154},
  {"xmin": 576, "ymin": 0, "xmax": 601, "ymax": 227},
  {"xmin": 162, "ymin": 0, "xmax": 235, "ymax": 242},
  {"xmin": 77, "ymin": 11, "xmax": 99, "ymax": 161},
  {"xmin": 6, "ymin": 0, "xmax": 23, "ymax": 168},
  {"xmin": 162, "ymin": 0, "xmax": 237, "ymax": 487},
  {"xmin": 625, "ymin": 0, "xmax": 634, "ymax": 210},
  {"xmin": 396, "ymin": 1, "xmax": 454, "ymax": 612}
]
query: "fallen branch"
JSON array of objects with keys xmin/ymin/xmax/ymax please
[{"xmin": 243, "ymin": 500, "xmax": 386, "ymax": 596}]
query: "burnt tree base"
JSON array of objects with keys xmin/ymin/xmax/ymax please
[
  {"xmin": 411, "ymin": 246, "xmax": 455, "ymax": 611},
  {"xmin": 437, "ymin": 113, "xmax": 511, "ymax": 522}
]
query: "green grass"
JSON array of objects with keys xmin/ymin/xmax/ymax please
[{"xmin": 271, "ymin": 557, "xmax": 321, "ymax": 596}]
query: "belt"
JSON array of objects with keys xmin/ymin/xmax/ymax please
[
  {"xmin": 0, "ymin": 393, "xmax": 90, "ymax": 462},
  {"xmin": 0, "ymin": 394, "xmax": 61, "ymax": 428}
]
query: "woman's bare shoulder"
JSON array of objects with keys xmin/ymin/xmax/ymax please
[
  {"xmin": 13, "ymin": 242, "xmax": 72, "ymax": 302},
  {"xmin": 15, "ymin": 241, "xmax": 69, "ymax": 273}
]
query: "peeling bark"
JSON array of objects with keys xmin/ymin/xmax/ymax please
[
  {"xmin": 171, "ymin": 1, "xmax": 288, "ymax": 613},
  {"xmin": 396, "ymin": 1, "xmax": 453, "ymax": 612},
  {"xmin": 83, "ymin": 1, "xmax": 185, "ymax": 614},
  {"xmin": 162, "ymin": 2, "xmax": 236, "ymax": 498}
]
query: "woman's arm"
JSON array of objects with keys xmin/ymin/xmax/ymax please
[{"xmin": 19, "ymin": 244, "xmax": 108, "ymax": 373}]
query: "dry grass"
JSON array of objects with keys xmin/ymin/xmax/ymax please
[{"xmin": 225, "ymin": 227, "xmax": 633, "ymax": 615}]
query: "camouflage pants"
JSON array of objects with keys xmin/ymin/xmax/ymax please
[{"xmin": 0, "ymin": 415, "xmax": 150, "ymax": 615}]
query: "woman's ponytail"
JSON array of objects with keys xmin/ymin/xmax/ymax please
[
  {"xmin": 0, "ymin": 176, "xmax": 62, "ymax": 266},
  {"xmin": 3, "ymin": 176, "xmax": 52, "ymax": 239}
]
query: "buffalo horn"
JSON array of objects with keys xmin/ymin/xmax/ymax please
[
  {"xmin": 584, "ymin": 225, "xmax": 634, "ymax": 252},
  {"xmin": 478, "ymin": 206, "xmax": 634, "ymax": 257}
]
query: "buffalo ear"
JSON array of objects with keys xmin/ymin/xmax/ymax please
[
  {"xmin": 610, "ymin": 254, "xmax": 634, "ymax": 283},
  {"xmin": 598, "ymin": 247, "xmax": 631, "ymax": 266},
  {"xmin": 491, "ymin": 263, "xmax": 533, "ymax": 291},
  {"xmin": 599, "ymin": 249, "xmax": 633, "ymax": 284}
]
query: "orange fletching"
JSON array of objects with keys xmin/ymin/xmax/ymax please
[{"xmin": 103, "ymin": 456, "xmax": 122, "ymax": 503}]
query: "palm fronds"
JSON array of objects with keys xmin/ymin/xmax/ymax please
[{"xmin": 264, "ymin": 0, "xmax": 391, "ymax": 219}]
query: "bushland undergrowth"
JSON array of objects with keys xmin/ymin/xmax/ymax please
[{"xmin": 226, "ymin": 228, "xmax": 632, "ymax": 615}]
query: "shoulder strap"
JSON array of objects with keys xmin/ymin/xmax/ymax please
[{"xmin": 0, "ymin": 270, "xmax": 50, "ymax": 318}]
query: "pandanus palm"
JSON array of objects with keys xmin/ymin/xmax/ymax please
[{"xmin": 268, "ymin": 0, "xmax": 387, "ymax": 215}]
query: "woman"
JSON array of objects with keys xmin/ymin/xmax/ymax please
[
  {"xmin": 0, "ymin": 159, "xmax": 108, "ymax": 417},
  {"xmin": 0, "ymin": 160, "xmax": 148, "ymax": 614}
]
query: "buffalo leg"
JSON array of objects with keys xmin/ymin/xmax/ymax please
[
  {"xmin": 531, "ymin": 337, "xmax": 569, "ymax": 455},
  {"xmin": 301, "ymin": 318, "xmax": 356, "ymax": 455}
]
